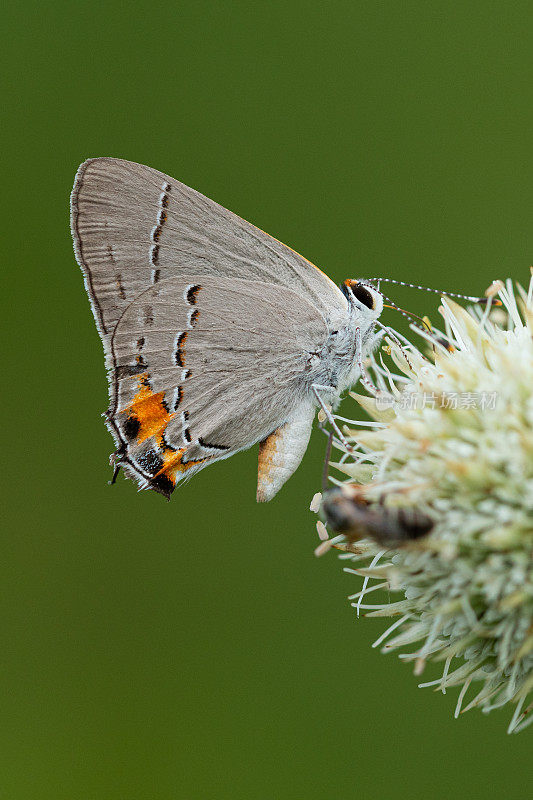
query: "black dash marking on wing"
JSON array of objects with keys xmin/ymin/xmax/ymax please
[
  {"xmin": 150, "ymin": 244, "xmax": 160, "ymax": 265},
  {"xmin": 198, "ymin": 437, "xmax": 229, "ymax": 451},
  {"xmin": 159, "ymin": 183, "xmax": 171, "ymax": 208},
  {"xmin": 186, "ymin": 285, "xmax": 202, "ymax": 305},
  {"xmin": 173, "ymin": 386, "xmax": 184, "ymax": 411},
  {"xmin": 174, "ymin": 332, "xmax": 188, "ymax": 367},
  {"xmin": 182, "ymin": 410, "xmax": 191, "ymax": 444},
  {"xmin": 150, "ymin": 183, "xmax": 172, "ymax": 270}
]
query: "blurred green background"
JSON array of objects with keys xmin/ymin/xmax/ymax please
[{"xmin": 2, "ymin": 1, "xmax": 531, "ymax": 797}]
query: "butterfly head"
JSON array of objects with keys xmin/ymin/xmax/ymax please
[{"xmin": 341, "ymin": 280, "xmax": 384, "ymax": 320}]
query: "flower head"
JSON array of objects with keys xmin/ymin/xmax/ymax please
[{"xmin": 316, "ymin": 273, "xmax": 533, "ymax": 733}]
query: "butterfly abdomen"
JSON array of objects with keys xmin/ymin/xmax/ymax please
[{"xmin": 257, "ymin": 403, "xmax": 316, "ymax": 502}]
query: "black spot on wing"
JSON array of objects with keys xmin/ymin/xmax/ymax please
[
  {"xmin": 123, "ymin": 415, "xmax": 140, "ymax": 440},
  {"xmin": 149, "ymin": 473, "xmax": 174, "ymax": 499}
]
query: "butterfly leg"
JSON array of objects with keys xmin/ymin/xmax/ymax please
[
  {"xmin": 109, "ymin": 447, "xmax": 125, "ymax": 485},
  {"xmin": 354, "ymin": 327, "xmax": 380, "ymax": 395},
  {"xmin": 311, "ymin": 383, "xmax": 354, "ymax": 453}
]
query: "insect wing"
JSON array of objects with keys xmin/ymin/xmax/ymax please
[{"xmin": 106, "ymin": 275, "xmax": 328, "ymax": 496}]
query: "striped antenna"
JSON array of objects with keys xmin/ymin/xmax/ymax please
[
  {"xmin": 378, "ymin": 293, "xmax": 432, "ymax": 332},
  {"xmin": 359, "ymin": 282, "xmax": 455, "ymax": 351},
  {"xmin": 365, "ymin": 277, "xmax": 500, "ymax": 305}
]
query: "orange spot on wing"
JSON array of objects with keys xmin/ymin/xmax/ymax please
[
  {"xmin": 120, "ymin": 374, "xmax": 213, "ymax": 490},
  {"xmin": 154, "ymin": 447, "xmax": 211, "ymax": 484},
  {"xmin": 122, "ymin": 373, "xmax": 175, "ymax": 444}
]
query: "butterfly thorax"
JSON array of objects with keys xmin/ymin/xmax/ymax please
[{"xmin": 305, "ymin": 283, "xmax": 383, "ymax": 405}]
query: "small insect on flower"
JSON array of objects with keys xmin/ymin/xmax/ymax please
[
  {"xmin": 314, "ymin": 272, "xmax": 533, "ymax": 733},
  {"xmin": 322, "ymin": 484, "xmax": 434, "ymax": 548}
]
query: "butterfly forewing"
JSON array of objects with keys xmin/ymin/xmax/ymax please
[{"xmin": 71, "ymin": 157, "xmax": 346, "ymax": 340}]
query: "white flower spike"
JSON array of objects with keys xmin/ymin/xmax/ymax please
[{"xmin": 318, "ymin": 273, "xmax": 533, "ymax": 733}]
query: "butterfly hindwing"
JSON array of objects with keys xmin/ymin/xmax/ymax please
[{"xmin": 108, "ymin": 275, "xmax": 328, "ymax": 497}]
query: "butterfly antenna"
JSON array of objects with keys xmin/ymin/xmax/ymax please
[
  {"xmin": 361, "ymin": 283, "xmax": 445, "ymax": 358},
  {"xmin": 378, "ymin": 293, "xmax": 458, "ymax": 353},
  {"xmin": 377, "ymin": 292, "xmax": 432, "ymax": 333},
  {"xmin": 365, "ymin": 277, "xmax": 502, "ymax": 306},
  {"xmin": 357, "ymin": 280, "xmax": 437, "ymax": 335}
]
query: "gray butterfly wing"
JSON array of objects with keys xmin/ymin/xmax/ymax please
[
  {"xmin": 107, "ymin": 276, "xmax": 328, "ymax": 497},
  {"xmin": 70, "ymin": 157, "xmax": 347, "ymax": 360}
]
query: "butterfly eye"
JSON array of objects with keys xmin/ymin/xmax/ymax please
[
  {"xmin": 353, "ymin": 284, "xmax": 374, "ymax": 309},
  {"xmin": 344, "ymin": 281, "xmax": 374, "ymax": 310}
]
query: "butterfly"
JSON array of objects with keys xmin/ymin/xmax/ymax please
[{"xmin": 70, "ymin": 158, "xmax": 384, "ymax": 501}]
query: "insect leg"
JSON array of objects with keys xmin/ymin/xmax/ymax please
[
  {"xmin": 311, "ymin": 383, "xmax": 354, "ymax": 452},
  {"xmin": 109, "ymin": 464, "xmax": 121, "ymax": 485},
  {"xmin": 355, "ymin": 326, "xmax": 380, "ymax": 395}
]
